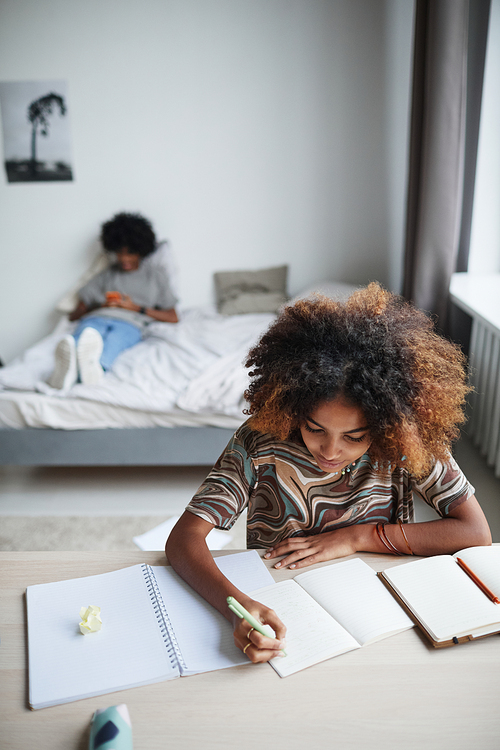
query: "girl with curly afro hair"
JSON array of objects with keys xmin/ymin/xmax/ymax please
[
  {"xmin": 167, "ymin": 283, "xmax": 491, "ymax": 665},
  {"xmin": 47, "ymin": 212, "xmax": 178, "ymax": 390}
]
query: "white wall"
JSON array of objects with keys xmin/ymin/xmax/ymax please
[
  {"xmin": 469, "ymin": 0, "xmax": 500, "ymax": 273},
  {"xmin": 0, "ymin": 0, "xmax": 414, "ymax": 363}
]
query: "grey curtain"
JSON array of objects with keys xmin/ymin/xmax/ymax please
[{"xmin": 402, "ymin": 0, "xmax": 491, "ymax": 332}]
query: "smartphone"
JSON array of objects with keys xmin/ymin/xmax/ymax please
[{"xmin": 106, "ymin": 291, "xmax": 122, "ymax": 303}]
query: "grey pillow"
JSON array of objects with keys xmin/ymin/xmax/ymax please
[{"xmin": 214, "ymin": 265, "xmax": 288, "ymax": 315}]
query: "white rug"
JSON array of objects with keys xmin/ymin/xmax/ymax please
[{"xmin": 0, "ymin": 514, "xmax": 247, "ymax": 551}]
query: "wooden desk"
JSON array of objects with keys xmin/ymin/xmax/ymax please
[{"xmin": 1, "ymin": 550, "xmax": 499, "ymax": 750}]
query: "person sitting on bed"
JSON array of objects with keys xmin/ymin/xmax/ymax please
[
  {"xmin": 47, "ymin": 211, "xmax": 178, "ymax": 389},
  {"xmin": 165, "ymin": 282, "xmax": 492, "ymax": 664}
]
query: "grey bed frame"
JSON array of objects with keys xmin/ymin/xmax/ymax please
[{"xmin": 0, "ymin": 426, "xmax": 235, "ymax": 466}]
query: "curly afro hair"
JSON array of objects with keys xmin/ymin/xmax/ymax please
[
  {"xmin": 244, "ymin": 282, "xmax": 471, "ymax": 477},
  {"xmin": 100, "ymin": 212, "xmax": 157, "ymax": 258}
]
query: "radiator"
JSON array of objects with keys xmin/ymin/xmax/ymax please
[{"xmin": 468, "ymin": 317, "xmax": 500, "ymax": 478}]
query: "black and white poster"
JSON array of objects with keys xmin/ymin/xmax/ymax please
[{"xmin": 0, "ymin": 80, "xmax": 73, "ymax": 183}]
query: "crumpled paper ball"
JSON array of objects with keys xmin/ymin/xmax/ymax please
[{"xmin": 79, "ymin": 605, "xmax": 102, "ymax": 635}]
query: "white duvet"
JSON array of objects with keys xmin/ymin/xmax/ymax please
[{"xmin": 0, "ymin": 306, "xmax": 276, "ymax": 420}]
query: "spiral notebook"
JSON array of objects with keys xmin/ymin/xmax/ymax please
[{"xmin": 26, "ymin": 551, "xmax": 274, "ymax": 709}]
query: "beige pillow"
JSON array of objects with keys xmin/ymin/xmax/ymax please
[{"xmin": 214, "ymin": 265, "xmax": 288, "ymax": 315}]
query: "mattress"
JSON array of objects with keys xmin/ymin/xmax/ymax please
[{"xmin": 0, "ymin": 391, "xmax": 243, "ymax": 430}]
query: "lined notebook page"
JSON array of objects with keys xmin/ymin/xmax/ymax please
[
  {"xmin": 27, "ymin": 565, "xmax": 178, "ymax": 709},
  {"xmin": 250, "ymin": 580, "xmax": 360, "ymax": 677},
  {"xmin": 294, "ymin": 559, "xmax": 413, "ymax": 646},
  {"xmin": 152, "ymin": 550, "xmax": 275, "ymax": 675},
  {"xmin": 382, "ymin": 555, "xmax": 500, "ymax": 641},
  {"xmin": 454, "ymin": 546, "xmax": 500, "ymax": 597}
]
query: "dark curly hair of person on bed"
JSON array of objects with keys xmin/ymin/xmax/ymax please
[
  {"xmin": 244, "ymin": 282, "xmax": 471, "ymax": 478},
  {"xmin": 100, "ymin": 212, "xmax": 157, "ymax": 258}
]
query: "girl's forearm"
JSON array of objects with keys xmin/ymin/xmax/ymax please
[
  {"xmin": 166, "ymin": 512, "xmax": 287, "ymax": 647},
  {"xmin": 165, "ymin": 513, "xmax": 249, "ymax": 621},
  {"xmin": 355, "ymin": 498, "xmax": 491, "ymax": 557},
  {"xmin": 146, "ymin": 307, "xmax": 178, "ymax": 322},
  {"xmin": 68, "ymin": 300, "xmax": 89, "ymax": 321}
]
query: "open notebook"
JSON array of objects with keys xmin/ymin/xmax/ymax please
[
  {"xmin": 26, "ymin": 551, "xmax": 274, "ymax": 709},
  {"xmin": 251, "ymin": 558, "xmax": 413, "ymax": 677},
  {"xmin": 378, "ymin": 545, "xmax": 500, "ymax": 646}
]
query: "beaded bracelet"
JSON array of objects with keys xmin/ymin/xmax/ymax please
[
  {"xmin": 375, "ymin": 522, "xmax": 404, "ymax": 555},
  {"xmin": 397, "ymin": 518, "xmax": 414, "ymax": 555}
]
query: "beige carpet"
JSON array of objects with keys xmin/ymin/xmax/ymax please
[{"xmin": 0, "ymin": 515, "xmax": 247, "ymax": 551}]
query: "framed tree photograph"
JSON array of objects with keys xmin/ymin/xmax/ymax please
[{"xmin": 0, "ymin": 80, "xmax": 74, "ymax": 183}]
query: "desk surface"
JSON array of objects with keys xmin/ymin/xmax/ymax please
[{"xmin": 1, "ymin": 550, "xmax": 499, "ymax": 750}]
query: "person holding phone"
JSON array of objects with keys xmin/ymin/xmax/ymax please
[{"xmin": 47, "ymin": 212, "xmax": 178, "ymax": 389}]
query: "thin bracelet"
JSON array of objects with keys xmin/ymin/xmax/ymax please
[
  {"xmin": 381, "ymin": 524, "xmax": 404, "ymax": 555},
  {"xmin": 380, "ymin": 523, "xmax": 404, "ymax": 555},
  {"xmin": 397, "ymin": 519, "xmax": 414, "ymax": 555},
  {"xmin": 377, "ymin": 522, "xmax": 404, "ymax": 555},
  {"xmin": 376, "ymin": 523, "xmax": 397, "ymax": 555}
]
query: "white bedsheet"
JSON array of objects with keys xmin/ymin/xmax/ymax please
[
  {"xmin": 0, "ymin": 306, "xmax": 275, "ymax": 429},
  {"xmin": 0, "ymin": 391, "xmax": 244, "ymax": 429}
]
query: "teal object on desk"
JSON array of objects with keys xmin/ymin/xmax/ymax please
[{"xmin": 88, "ymin": 704, "xmax": 133, "ymax": 750}]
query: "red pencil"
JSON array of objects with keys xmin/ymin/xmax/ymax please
[{"xmin": 456, "ymin": 557, "xmax": 500, "ymax": 604}]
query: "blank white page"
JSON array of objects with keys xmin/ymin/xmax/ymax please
[
  {"xmin": 152, "ymin": 550, "xmax": 275, "ymax": 674},
  {"xmin": 382, "ymin": 555, "xmax": 500, "ymax": 641},
  {"xmin": 454, "ymin": 546, "xmax": 500, "ymax": 598},
  {"xmin": 27, "ymin": 565, "xmax": 178, "ymax": 709},
  {"xmin": 294, "ymin": 558, "xmax": 413, "ymax": 645},
  {"xmin": 250, "ymin": 580, "xmax": 360, "ymax": 677}
]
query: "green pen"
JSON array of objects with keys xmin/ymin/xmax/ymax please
[{"xmin": 227, "ymin": 596, "xmax": 287, "ymax": 655}]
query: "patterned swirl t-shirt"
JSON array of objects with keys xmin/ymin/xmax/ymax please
[{"xmin": 186, "ymin": 422, "xmax": 475, "ymax": 549}]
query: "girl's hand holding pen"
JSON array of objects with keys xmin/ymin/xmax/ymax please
[{"xmin": 228, "ymin": 596, "xmax": 287, "ymax": 663}]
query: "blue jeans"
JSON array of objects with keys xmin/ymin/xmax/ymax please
[{"xmin": 73, "ymin": 317, "xmax": 142, "ymax": 371}]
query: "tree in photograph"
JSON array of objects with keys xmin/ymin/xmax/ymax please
[{"xmin": 27, "ymin": 92, "xmax": 67, "ymax": 169}]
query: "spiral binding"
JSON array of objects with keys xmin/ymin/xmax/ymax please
[{"xmin": 141, "ymin": 564, "xmax": 186, "ymax": 673}]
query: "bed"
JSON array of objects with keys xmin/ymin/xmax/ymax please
[{"xmin": 0, "ymin": 272, "xmax": 358, "ymax": 466}]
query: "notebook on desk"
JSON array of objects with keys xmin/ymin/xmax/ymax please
[
  {"xmin": 36, "ymin": 546, "xmax": 488, "ymax": 706},
  {"xmin": 377, "ymin": 546, "xmax": 500, "ymax": 647},
  {"xmin": 26, "ymin": 550, "xmax": 274, "ymax": 709},
  {"xmin": 250, "ymin": 557, "xmax": 413, "ymax": 677}
]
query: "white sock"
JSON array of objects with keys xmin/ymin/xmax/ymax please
[
  {"xmin": 76, "ymin": 327, "xmax": 104, "ymax": 385},
  {"xmin": 47, "ymin": 335, "xmax": 78, "ymax": 390}
]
